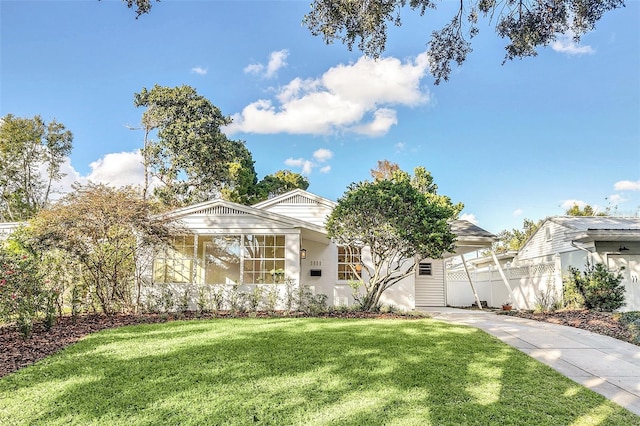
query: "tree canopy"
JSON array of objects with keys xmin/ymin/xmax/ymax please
[
  {"xmin": 118, "ymin": 1, "xmax": 624, "ymax": 83},
  {"xmin": 303, "ymin": 0, "xmax": 625, "ymax": 83},
  {"xmin": 326, "ymin": 166, "xmax": 459, "ymax": 310},
  {"xmin": 491, "ymin": 218, "xmax": 542, "ymax": 254},
  {"xmin": 30, "ymin": 183, "xmax": 173, "ymax": 314},
  {"xmin": 0, "ymin": 114, "xmax": 73, "ymax": 222},
  {"xmin": 134, "ymin": 85, "xmax": 256, "ymax": 207},
  {"xmin": 134, "ymin": 85, "xmax": 310, "ymax": 207},
  {"xmin": 253, "ymin": 170, "xmax": 310, "ymax": 203},
  {"xmin": 565, "ymin": 203, "xmax": 607, "ymax": 216}
]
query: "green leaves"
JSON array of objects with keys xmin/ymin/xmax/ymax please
[
  {"xmin": 134, "ymin": 85, "xmax": 246, "ymax": 207},
  {"xmin": 0, "ymin": 114, "xmax": 73, "ymax": 221},
  {"xmin": 327, "ymin": 167, "xmax": 459, "ymax": 310},
  {"xmin": 304, "ymin": 1, "xmax": 625, "ymax": 83}
]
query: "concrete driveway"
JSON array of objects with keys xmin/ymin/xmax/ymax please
[{"xmin": 423, "ymin": 307, "xmax": 640, "ymax": 416}]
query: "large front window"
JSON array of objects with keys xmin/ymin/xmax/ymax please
[
  {"xmin": 337, "ymin": 246, "xmax": 361, "ymax": 281},
  {"xmin": 154, "ymin": 234, "xmax": 286, "ymax": 284},
  {"xmin": 154, "ymin": 235, "xmax": 195, "ymax": 284},
  {"xmin": 200, "ymin": 236, "xmax": 241, "ymax": 285},
  {"xmin": 243, "ymin": 235, "xmax": 286, "ymax": 284}
]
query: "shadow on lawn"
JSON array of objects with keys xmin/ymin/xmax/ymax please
[{"xmin": 1, "ymin": 318, "xmax": 636, "ymax": 425}]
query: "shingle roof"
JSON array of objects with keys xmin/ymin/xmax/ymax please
[{"xmin": 450, "ymin": 220, "xmax": 496, "ymax": 239}]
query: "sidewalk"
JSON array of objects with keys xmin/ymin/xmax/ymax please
[{"xmin": 422, "ymin": 307, "xmax": 640, "ymax": 416}]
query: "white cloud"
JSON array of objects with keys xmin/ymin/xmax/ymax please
[
  {"xmin": 512, "ymin": 208, "xmax": 523, "ymax": 217},
  {"xmin": 460, "ymin": 213, "xmax": 478, "ymax": 225},
  {"xmin": 191, "ymin": 66, "xmax": 208, "ymax": 75},
  {"xmin": 551, "ymin": 33, "xmax": 594, "ymax": 56},
  {"xmin": 244, "ymin": 49, "xmax": 288, "ymax": 78},
  {"xmin": 313, "ymin": 148, "xmax": 333, "ymax": 162},
  {"xmin": 226, "ymin": 51, "xmax": 431, "ymax": 137},
  {"xmin": 394, "ymin": 142, "xmax": 406, "ymax": 152},
  {"xmin": 244, "ymin": 63, "xmax": 264, "ymax": 75},
  {"xmin": 285, "ymin": 150, "xmax": 334, "ymax": 176},
  {"xmin": 561, "ymin": 199, "xmax": 586, "ymax": 209},
  {"xmin": 351, "ymin": 108, "xmax": 398, "ymax": 137},
  {"xmin": 284, "ymin": 157, "xmax": 314, "ymax": 176},
  {"xmin": 614, "ymin": 180, "xmax": 640, "ymax": 191},
  {"xmin": 39, "ymin": 151, "xmax": 146, "ymax": 201},
  {"xmin": 266, "ymin": 50, "xmax": 288, "ymax": 78},
  {"xmin": 87, "ymin": 151, "xmax": 145, "ymax": 187}
]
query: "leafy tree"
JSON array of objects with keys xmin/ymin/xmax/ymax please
[
  {"xmin": 30, "ymin": 184, "xmax": 173, "ymax": 314},
  {"xmin": 0, "ymin": 114, "xmax": 73, "ymax": 221},
  {"xmin": 326, "ymin": 168, "xmax": 459, "ymax": 311},
  {"xmin": 491, "ymin": 218, "xmax": 542, "ymax": 254},
  {"xmin": 252, "ymin": 170, "xmax": 310, "ymax": 203},
  {"xmin": 370, "ymin": 159, "xmax": 400, "ymax": 181},
  {"xmin": 220, "ymin": 142, "xmax": 259, "ymax": 205},
  {"xmin": 303, "ymin": 0, "xmax": 625, "ymax": 83},
  {"xmin": 134, "ymin": 85, "xmax": 256, "ymax": 207},
  {"xmin": 564, "ymin": 263, "xmax": 625, "ymax": 311},
  {"xmin": 565, "ymin": 203, "xmax": 607, "ymax": 216}
]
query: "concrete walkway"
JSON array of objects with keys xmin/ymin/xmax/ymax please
[{"xmin": 423, "ymin": 307, "xmax": 640, "ymax": 416}]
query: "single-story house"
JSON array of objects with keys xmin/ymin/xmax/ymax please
[
  {"xmin": 447, "ymin": 216, "xmax": 640, "ymax": 311},
  {"xmin": 147, "ymin": 189, "xmax": 497, "ymax": 310}
]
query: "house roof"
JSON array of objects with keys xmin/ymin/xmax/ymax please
[
  {"xmin": 548, "ymin": 216, "xmax": 640, "ymax": 231},
  {"xmin": 157, "ymin": 192, "xmax": 497, "ymax": 251},
  {"xmin": 160, "ymin": 197, "xmax": 328, "ymax": 236},
  {"xmin": 549, "ymin": 216, "xmax": 640, "ymax": 243},
  {"xmin": 450, "ymin": 220, "xmax": 496, "ymax": 240},
  {"xmin": 252, "ymin": 189, "xmax": 337, "ymax": 210}
]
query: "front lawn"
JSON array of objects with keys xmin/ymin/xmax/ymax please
[{"xmin": 1, "ymin": 318, "xmax": 637, "ymax": 425}]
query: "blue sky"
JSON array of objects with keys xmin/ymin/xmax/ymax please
[{"xmin": 1, "ymin": 1, "xmax": 639, "ymax": 234}]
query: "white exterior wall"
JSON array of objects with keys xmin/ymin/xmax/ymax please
[
  {"xmin": 256, "ymin": 192, "xmax": 335, "ymax": 227},
  {"xmin": 517, "ymin": 220, "xmax": 575, "ymax": 262}
]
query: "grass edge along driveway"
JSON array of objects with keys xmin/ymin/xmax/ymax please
[{"xmin": 1, "ymin": 318, "xmax": 637, "ymax": 425}]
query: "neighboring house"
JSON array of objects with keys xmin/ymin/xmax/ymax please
[
  {"xmin": 144, "ymin": 189, "xmax": 496, "ymax": 311},
  {"xmin": 447, "ymin": 217, "xmax": 640, "ymax": 311}
]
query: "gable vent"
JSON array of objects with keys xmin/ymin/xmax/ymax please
[
  {"xmin": 194, "ymin": 206, "xmax": 249, "ymax": 215},
  {"xmin": 283, "ymin": 195, "xmax": 318, "ymax": 205}
]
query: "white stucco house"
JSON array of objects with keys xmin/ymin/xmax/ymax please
[
  {"xmin": 146, "ymin": 189, "xmax": 496, "ymax": 310},
  {"xmin": 447, "ymin": 217, "xmax": 640, "ymax": 311}
]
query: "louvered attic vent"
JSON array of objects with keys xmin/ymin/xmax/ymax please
[
  {"xmin": 194, "ymin": 206, "xmax": 249, "ymax": 215},
  {"xmin": 284, "ymin": 194, "xmax": 317, "ymax": 205}
]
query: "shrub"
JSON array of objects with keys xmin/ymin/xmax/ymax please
[
  {"xmin": 0, "ymin": 244, "xmax": 48, "ymax": 338},
  {"xmin": 564, "ymin": 263, "xmax": 625, "ymax": 312},
  {"xmin": 534, "ymin": 284, "xmax": 560, "ymax": 313}
]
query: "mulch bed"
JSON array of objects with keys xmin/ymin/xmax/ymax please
[{"xmin": 510, "ymin": 309, "xmax": 636, "ymax": 345}]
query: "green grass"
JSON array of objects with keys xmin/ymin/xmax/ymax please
[{"xmin": 1, "ymin": 318, "xmax": 637, "ymax": 425}]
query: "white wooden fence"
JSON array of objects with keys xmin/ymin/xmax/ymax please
[{"xmin": 446, "ymin": 257, "xmax": 562, "ymax": 310}]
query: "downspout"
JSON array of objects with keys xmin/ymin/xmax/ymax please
[
  {"xmin": 461, "ymin": 255, "xmax": 483, "ymax": 310},
  {"xmin": 570, "ymin": 240, "xmax": 593, "ymax": 264}
]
